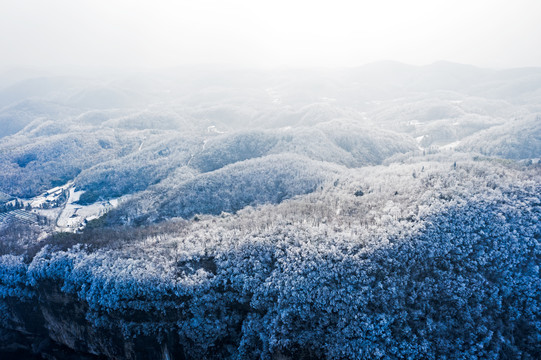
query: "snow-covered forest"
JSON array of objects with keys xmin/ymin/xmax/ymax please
[{"xmin": 0, "ymin": 63, "xmax": 540, "ymax": 359}]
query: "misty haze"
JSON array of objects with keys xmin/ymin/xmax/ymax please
[{"xmin": 0, "ymin": 1, "xmax": 540, "ymax": 359}]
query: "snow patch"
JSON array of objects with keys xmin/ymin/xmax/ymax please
[
  {"xmin": 207, "ymin": 125, "xmax": 224, "ymax": 134},
  {"xmin": 439, "ymin": 141, "xmax": 461, "ymax": 150},
  {"xmin": 56, "ymin": 187, "xmax": 118, "ymax": 232}
]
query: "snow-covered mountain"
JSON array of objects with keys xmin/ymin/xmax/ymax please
[{"xmin": 0, "ymin": 63, "xmax": 540, "ymax": 359}]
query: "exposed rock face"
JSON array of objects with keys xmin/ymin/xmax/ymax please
[{"xmin": 0, "ymin": 280, "xmax": 184, "ymax": 360}]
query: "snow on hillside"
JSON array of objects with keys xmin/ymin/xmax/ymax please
[
  {"xmin": 55, "ymin": 187, "xmax": 118, "ymax": 232},
  {"xmin": 26, "ymin": 181, "xmax": 72, "ymax": 208},
  {"xmin": 20, "ymin": 182, "xmax": 119, "ymax": 233}
]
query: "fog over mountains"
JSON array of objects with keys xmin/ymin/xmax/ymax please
[{"xmin": 0, "ymin": 62, "xmax": 540, "ymax": 359}]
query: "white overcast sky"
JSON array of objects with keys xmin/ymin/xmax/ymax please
[{"xmin": 1, "ymin": 0, "xmax": 540, "ymax": 70}]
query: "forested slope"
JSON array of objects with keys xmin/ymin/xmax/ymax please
[{"xmin": 1, "ymin": 158, "xmax": 539, "ymax": 359}]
